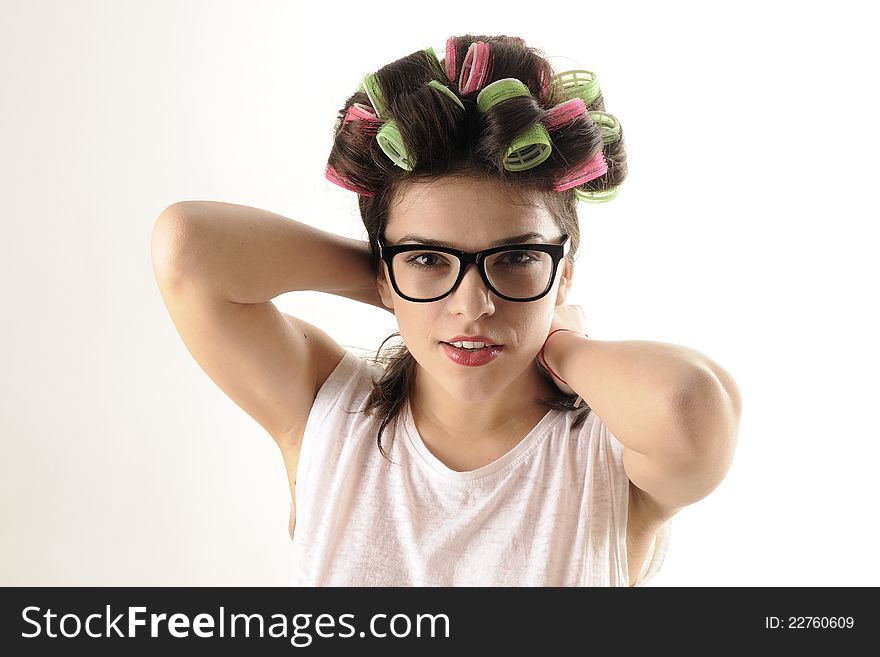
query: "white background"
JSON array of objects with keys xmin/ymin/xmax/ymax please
[{"xmin": 1, "ymin": 0, "xmax": 877, "ymax": 586}]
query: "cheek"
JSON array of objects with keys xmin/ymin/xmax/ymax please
[
  {"xmin": 515, "ymin": 310, "xmax": 555, "ymax": 355},
  {"xmin": 517, "ymin": 301, "xmax": 555, "ymax": 331},
  {"xmin": 396, "ymin": 309, "xmax": 436, "ymax": 348},
  {"xmin": 486, "ymin": 308, "xmax": 553, "ymax": 356}
]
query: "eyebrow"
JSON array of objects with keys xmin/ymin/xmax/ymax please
[{"xmin": 396, "ymin": 232, "xmax": 548, "ymax": 248}]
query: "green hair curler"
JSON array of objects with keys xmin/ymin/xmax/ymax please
[
  {"xmin": 424, "ymin": 46, "xmax": 443, "ymax": 75},
  {"xmin": 477, "ymin": 78, "xmax": 552, "ymax": 171},
  {"xmin": 551, "ymin": 70, "xmax": 602, "ymax": 107},
  {"xmin": 574, "ymin": 186, "xmax": 620, "ymax": 203},
  {"xmin": 588, "ymin": 111, "xmax": 621, "ymax": 144},
  {"xmin": 476, "ymin": 77, "xmax": 531, "ymax": 113},
  {"xmin": 376, "ymin": 120, "xmax": 415, "ymax": 171},
  {"xmin": 362, "ymin": 72, "xmax": 387, "ymax": 119},
  {"xmin": 505, "ymin": 123, "xmax": 552, "ymax": 172},
  {"xmin": 426, "ymin": 80, "xmax": 465, "ymax": 111}
]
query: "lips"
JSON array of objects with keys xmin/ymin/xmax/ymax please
[
  {"xmin": 441, "ymin": 342, "xmax": 504, "ymax": 367},
  {"xmin": 442, "ymin": 335, "xmax": 502, "ymax": 346}
]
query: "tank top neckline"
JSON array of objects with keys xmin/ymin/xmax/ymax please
[{"xmin": 402, "ymin": 397, "xmax": 562, "ymax": 484}]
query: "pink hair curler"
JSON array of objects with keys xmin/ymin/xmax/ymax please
[
  {"xmin": 458, "ymin": 41, "xmax": 491, "ymax": 95},
  {"xmin": 325, "ymin": 164, "xmax": 374, "ymax": 197},
  {"xmin": 552, "ymin": 150, "xmax": 608, "ymax": 192},
  {"xmin": 444, "ymin": 36, "xmax": 458, "ymax": 87},
  {"xmin": 543, "ymin": 97, "xmax": 587, "ymax": 131},
  {"xmin": 344, "ymin": 102, "xmax": 379, "ymax": 124},
  {"xmin": 343, "ymin": 102, "xmax": 382, "ymax": 136}
]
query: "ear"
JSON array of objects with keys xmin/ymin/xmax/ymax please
[
  {"xmin": 376, "ymin": 261, "xmax": 395, "ymax": 311},
  {"xmin": 555, "ymin": 259, "xmax": 574, "ymax": 305}
]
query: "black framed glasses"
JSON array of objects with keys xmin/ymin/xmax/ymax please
[{"xmin": 377, "ymin": 234, "xmax": 570, "ymax": 303}]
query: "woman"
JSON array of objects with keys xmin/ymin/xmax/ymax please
[{"xmin": 151, "ymin": 34, "xmax": 741, "ymax": 586}]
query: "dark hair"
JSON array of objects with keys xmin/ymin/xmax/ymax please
[{"xmin": 326, "ymin": 34, "xmax": 628, "ymax": 462}]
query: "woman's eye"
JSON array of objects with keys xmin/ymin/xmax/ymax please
[
  {"xmin": 501, "ymin": 251, "xmax": 536, "ymax": 265},
  {"xmin": 407, "ymin": 253, "xmax": 444, "ymax": 267}
]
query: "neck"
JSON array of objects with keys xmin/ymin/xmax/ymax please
[{"xmin": 410, "ymin": 361, "xmax": 555, "ymax": 442}]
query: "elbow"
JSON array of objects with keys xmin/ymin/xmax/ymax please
[
  {"xmin": 150, "ymin": 206, "xmax": 198, "ymax": 285},
  {"xmin": 669, "ymin": 366, "xmax": 741, "ymax": 462}
]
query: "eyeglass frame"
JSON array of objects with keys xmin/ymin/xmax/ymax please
[{"xmin": 376, "ymin": 234, "xmax": 571, "ymax": 303}]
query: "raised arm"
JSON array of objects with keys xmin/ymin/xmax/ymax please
[
  {"xmin": 153, "ymin": 200, "xmax": 390, "ymax": 311},
  {"xmin": 150, "ymin": 201, "xmax": 391, "ymax": 444}
]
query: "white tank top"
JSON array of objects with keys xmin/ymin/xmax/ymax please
[{"xmin": 287, "ymin": 349, "xmax": 671, "ymax": 586}]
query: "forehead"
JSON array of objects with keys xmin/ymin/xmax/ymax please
[{"xmin": 386, "ymin": 177, "xmax": 556, "ymax": 239}]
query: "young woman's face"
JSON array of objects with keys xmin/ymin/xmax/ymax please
[{"xmin": 376, "ymin": 176, "xmax": 573, "ymax": 402}]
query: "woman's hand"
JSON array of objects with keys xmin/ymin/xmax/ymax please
[
  {"xmin": 548, "ymin": 303, "xmax": 589, "ymax": 336},
  {"xmin": 536, "ymin": 304, "xmax": 589, "ymax": 396}
]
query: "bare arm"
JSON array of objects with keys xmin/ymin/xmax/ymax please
[
  {"xmin": 150, "ymin": 200, "xmax": 392, "ymax": 441},
  {"xmin": 543, "ymin": 332, "xmax": 739, "ymax": 517},
  {"xmin": 156, "ymin": 200, "xmax": 391, "ymax": 312}
]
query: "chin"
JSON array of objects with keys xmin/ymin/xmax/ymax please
[{"xmin": 433, "ymin": 351, "xmax": 514, "ymax": 401}]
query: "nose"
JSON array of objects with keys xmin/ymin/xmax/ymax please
[{"xmin": 447, "ymin": 262, "xmax": 495, "ymax": 318}]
